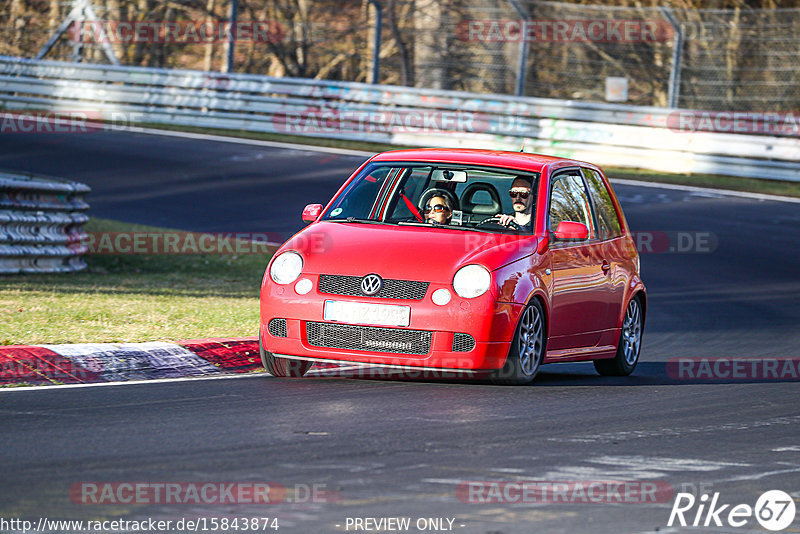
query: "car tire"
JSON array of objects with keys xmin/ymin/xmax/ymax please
[
  {"xmin": 490, "ymin": 299, "xmax": 546, "ymax": 385},
  {"xmin": 259, "ymin": 336, "xmax": 312, "ymax": 378},
  {"xmin": 594, "ymin": 295, "xmax": 643, "ymax": 376}
]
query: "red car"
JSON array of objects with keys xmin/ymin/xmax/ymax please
[{"xmin": 259, "ymin": 149, "xmax": 645, "ymax": 385}]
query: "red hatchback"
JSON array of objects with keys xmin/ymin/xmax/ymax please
[{"xmin": 259, "ymin": 149, "xmax": 645, "ymax": 385}]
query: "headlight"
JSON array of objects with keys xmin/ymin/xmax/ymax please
[
  {"xmin": 269, "ymin": 251, "xmax": 303, "ymax": 284},
  {"xmin": 453, "ymin": 264, "xmax": 491, "ymax": 299}
]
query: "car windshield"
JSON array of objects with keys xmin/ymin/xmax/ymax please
[{"xmin": 320, "ymin": 162, "xmax": 540, "ymax": 234}]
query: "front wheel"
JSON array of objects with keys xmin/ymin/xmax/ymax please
[
  {"xmin": 260, "ymin": 336, "xmax": 312, "ymax": 377},
  {"xmin": 490, "ymin": 299, "xmax": 546, "ymax": 385},
  {"xmin": 594, "ymin": 296, "xmax": 643, "ymax": 376}
]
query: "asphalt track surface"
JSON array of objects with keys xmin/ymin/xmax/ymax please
[{"xmin": 2, "ymin": 130, "xmax": 800, "ymax": 533}]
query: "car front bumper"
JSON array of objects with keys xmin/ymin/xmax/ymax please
[{"xmin": 260, "ymin": 275, "xmax": 521, "ymax": 371}]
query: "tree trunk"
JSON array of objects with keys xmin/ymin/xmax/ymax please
[
  {"xmin": 387, "ymin": 0, "xmax": 414, "ymax": 86},
  {"xmin": 131, "ymin": 0, "xmax": 151, "ymax": 65},
  {"xmin": 9, "ymin": 0, "xmax": 25, "ymax": 47},
  {"xmin": 414, "ymin": 0, "xmax": 447, "ymax": 89},
  {"xmin": 294, "ymin": 0, "xmax": 309, "ymax": 77},
  {"xmin": 203, "ymin": 0, "xmax": 216, "ymax": 71},
  {"xmin": 48, "ymin": 0, "xmax": 60, "ymax": 31},
  {"xmin": 105, "ymin": 0, "xmax": 124, "ymax": 61}
]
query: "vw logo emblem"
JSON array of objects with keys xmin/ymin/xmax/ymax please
[{"xmin": 361, "ymin": 274, "xmax": 383, "ymax": 296}]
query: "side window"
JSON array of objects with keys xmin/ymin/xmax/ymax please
[
  {"xmin": 584, "ymin": 168, "xmax": 623, "ymax": 240},
  {"xmin": 385, "ymin": 167, "xmax": 431, "ymax": 220},
  {"xmin": 548, "ymin": 172, "xmax": 596, "ymax": 239}
]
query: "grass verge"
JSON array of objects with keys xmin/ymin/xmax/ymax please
[{"xmin": 0, "ymin": 218, "xmax": 269, "ymax": 345}]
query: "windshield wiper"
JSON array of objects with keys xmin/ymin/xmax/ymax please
[
  {"xmin": 331, "ymin": 218, "xmax": 509, "ymax": 234},
  {"xmin": 397, "ymin": 221, "xmax": 487, "ymax": 233},
  {"xmin": 327, "ymin": 217, "xmax": 391, "ymax": 225}
]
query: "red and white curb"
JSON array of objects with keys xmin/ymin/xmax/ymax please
[
  {"xmin": 0, "ymin": 337, "xmax": 460, "ymax": 388},
  {"xmin": 0, "ymin": 338, "xmax": 263, "ymax": 386}
]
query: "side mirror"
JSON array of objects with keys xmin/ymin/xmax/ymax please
[
  {"xmin": 302, "ymin": 203, "xmax": 323, "ymax": 224},
  {"xmin": 553, "ymin": 221, "xmax": 589, "ymax": 240}
]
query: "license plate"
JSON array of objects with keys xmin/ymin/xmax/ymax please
[{"xmin": 323, "ymin": 300, "xmax": 410, "ymax": 327}]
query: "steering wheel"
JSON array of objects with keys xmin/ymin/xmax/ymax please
[{"xmin": 476, "ymin": 215, "xmax": 521, "ymax": 230}]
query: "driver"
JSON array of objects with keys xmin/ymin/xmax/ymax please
[
  {"xmin": 495, "ymin": 176, "xmax": 533, "ymax": 229},
  {"xmin": 424, "ymin": 195, "xmax": 453, "ymax": 225}
]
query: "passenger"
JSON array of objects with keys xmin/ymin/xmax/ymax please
[{"xmin": 424, "ymin": 195, "xmax": 453, "ymax": 225}]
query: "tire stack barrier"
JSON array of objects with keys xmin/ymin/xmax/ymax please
[{"xmin": 0, "ymin": 170, "xmax": 90, "ymax": 274}]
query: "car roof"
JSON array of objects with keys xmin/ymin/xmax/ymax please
[{"xmin": 369, "ymin": 148, "xmax": 589, "ymax": 174}]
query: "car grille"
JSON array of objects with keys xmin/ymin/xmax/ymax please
[
  {"xmin": 452, "ymin": 333, "xmax": 476, "ymax": 352},
  {"xmin": 306, "ymin": 322, "xmax": 432, "ymax": 355},
  {"xmin": 318, "ymin": 274, "xmax": 429, "ymax": 300},
  {"xmin": 268, "ymin": 318, "xmax": 287, "ymax": 337}
]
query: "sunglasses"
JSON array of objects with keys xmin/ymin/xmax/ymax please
[
  {"xmin": 424, "ymin": 204, "xmax": 449, "ymax": 213},
  {"xmin": 509, "ymin": 190, "xmax": 531, "ymax": 200}
]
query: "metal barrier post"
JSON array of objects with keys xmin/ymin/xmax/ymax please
[
  {"xmin": 660, "ymin": 6, "xmax": 684, "ymax": 109},
  {"xmin": 508, "ymin": 0, "xmax": 529, "ymax": 97},
  {"xmin": 369, "ymin": 0, "xmax": 383, "ymax": 85},
  {"xmin": 224, "ymin": 0, "xmax": 239, "ymax": 74}
]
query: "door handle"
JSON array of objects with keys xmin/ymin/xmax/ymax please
[{"xmin": 601, "ymin": 260, "xmax": 611, "ymax": 273}]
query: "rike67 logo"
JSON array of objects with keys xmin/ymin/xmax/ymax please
[{"xmin": 668, "ymin": 490, "xmax": 796, "ymax": 531}]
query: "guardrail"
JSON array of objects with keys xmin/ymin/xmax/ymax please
[
  {"xmin": 0, "ymin": 55, "xmax": 798, "ymax": 182},
  {"xmin": 0, "ymin": 170, "xmax": 90, "ymax": 274}
]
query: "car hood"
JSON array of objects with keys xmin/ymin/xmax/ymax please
[{"xmin": 281, "ymin": 221, "xmax": 538, "ymax": 284}]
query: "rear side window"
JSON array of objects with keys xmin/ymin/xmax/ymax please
[
  {"xmin": 549, "ymin": 172, "xmax": 596, "ymax": 239},
  {"xmin": 584, "ymin": 168, "xmax": 623, "ymax": 240},
  {"xmin": 386, "ymin": 166, "xmax": 432, "ymax": 220}
]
